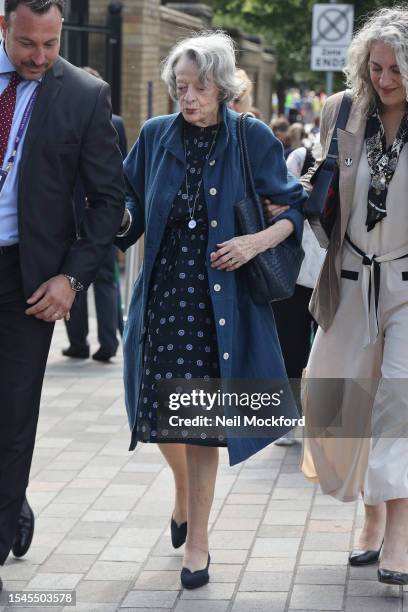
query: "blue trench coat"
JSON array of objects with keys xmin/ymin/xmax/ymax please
[{"xmin": 117, "ymin": 105, "xmax": 307, "ymax": 466}]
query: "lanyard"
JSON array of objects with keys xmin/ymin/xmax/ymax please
[{"xmin": 4, "ymin": 84, "xmax": 40, "ymax": 173}]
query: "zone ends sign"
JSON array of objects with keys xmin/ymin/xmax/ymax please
[{"xmin": 311, "ymin": 4, "xmax": 354, "ymax": 72}]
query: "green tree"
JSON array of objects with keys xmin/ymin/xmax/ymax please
[{"xmin": 212, "ymin": 0, "xmax": 403, "ymax": 112}]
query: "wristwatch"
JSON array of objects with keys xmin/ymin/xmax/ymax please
[{"xmin": 63, "ymin": 274, "xmax": 84, "ymax": 292}]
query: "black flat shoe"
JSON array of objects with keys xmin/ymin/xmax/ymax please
[
  {"xmin": 181, "ymin": 553, "xmax": 210, "ymax": 589},
  {"xmin": 378, "ymin": 568, "xmax": 408, "ymax": 585},
  {"xmin": 171, "ymin": 516, "xmax": 187, "ymax": 549},
  {"xmin": 12, "ymin": 498, "xmax": 35, "ymax": 558},
  {"xmin": 349, "ymin": 541, "xmax": 383, "ymax": 566}
]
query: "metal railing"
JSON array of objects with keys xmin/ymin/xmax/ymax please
[{"xmin": 61, "ymin": 1, "xmax": 123, "ymax": 114}]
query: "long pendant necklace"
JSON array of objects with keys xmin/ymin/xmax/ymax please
[{"xmin": 184, "ymin": 125, "xmax": 219, "ymax": 229}]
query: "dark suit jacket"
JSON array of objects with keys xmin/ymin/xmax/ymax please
[
  {"xmin": 73, "ymin": 113, "xmax": 128, "ymax": 231},
  {"xmin": 112, "ymin": 114, "xmax": 127, "ymax": 159},
  {"xmin": 18, "ymin": 56, "xmax": 125, "ymax": 298}
]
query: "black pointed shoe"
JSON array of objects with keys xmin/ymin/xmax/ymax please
[
  {"xmin": 171, "ymin": 516, "xmax": 187, "ymax": 549},
  {"xmin": 349, "ymin": 541, "xmax": 383, "ymax": 566},
  {"xmin": 181, "ymin": 553, "xmax": 210, "ymax": 589},
  {"xmin": 12, "ymin": 498, "xmax": 35, "ymax": 558},
  {"xmin": 378, "ymin": 568, "xmax": 408, "ymax": 585}
]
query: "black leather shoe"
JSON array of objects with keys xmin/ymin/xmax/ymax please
[
  {"xmin": 378, "ymin": 568, "xmax": 408, "ymax": 585},
  {"xmin": 171, "ymin": 516, "xmax": 187, "ymax": 549},
  {"xmin": 62, "ymin": 346, "xmax": 90, "ymax": 359},
  {"xmin": 349, "ymin": 541, "xmax": 383, "ymax": 566},
  {"xmin": 12, "ymin": 498, "xmax": 35, "ymax": 558},
  {"xmin": 181, "ymin": 553, "xmax": 210, "ymax": 589},
  {"xmin": 92, "ymin": 347, "xmax": 115, "ymax": 363}
]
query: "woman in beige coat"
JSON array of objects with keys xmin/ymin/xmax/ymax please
[{"xmin": 270, "ymin": 7, "xmax": 408, "ymax": 586}]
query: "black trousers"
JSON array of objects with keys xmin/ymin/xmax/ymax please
[
  {"xmin": 64, "ymin": 246, "xmax": 120, "ymax": 355},
  {"xmin": 0, "ymin": 247, "xmax": 54, "ymax": 565},
  {"xmin": 272, "ymin": 284, "xmax": 317, "ymax": 411}
]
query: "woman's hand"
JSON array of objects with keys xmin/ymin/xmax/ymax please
[
  {"xmin": 262, "ymin": 197, "xmax": 289, "ymax": 224},
  {"xmin": 210, "ymin": 219, "xmax": 295, "ymax": 272},
  {"xmin": 210, "ymin": 235, "xmax": 261, "ymax": 272}
]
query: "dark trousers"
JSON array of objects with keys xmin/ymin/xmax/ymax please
[
  {"xmin": 0, "ymin": 248, "xmax": 54, "ymax": 565},
  {"xmin": 272, "ymin": 284, "xmax": 317, "ymax": 410},
  {"xmin": 65, "ymin": 246, "xmax": 121, "ymax": 355}
]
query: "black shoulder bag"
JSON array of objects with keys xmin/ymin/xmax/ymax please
[
  {"xmin": 305, "ymin": 92, "xmax": 352, "ymax": 249},
  {"xmin": 234, "ymin": 113, "xmax": 304, "ymax": 303}
]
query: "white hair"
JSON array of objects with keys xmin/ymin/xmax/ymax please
[
  {"xmin": 161, "ymin": 30, "xmax": 244, "ymax": 103},
  {"xmin": 344, "ymin": 6, "xmax": 408, "ymax": 114}
]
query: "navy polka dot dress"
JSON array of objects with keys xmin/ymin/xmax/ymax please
[{"xmin": 136, "ymin": 120, "xmax": 226, "ymax": 446}]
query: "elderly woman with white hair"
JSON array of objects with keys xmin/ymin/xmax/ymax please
[
  {"xmin": 116, "ymin": 31, "xmax": 306, "ymax": 589},
  {"xmin": 298, "ymin": 6, "xmax": 408, "ymax": 586}
]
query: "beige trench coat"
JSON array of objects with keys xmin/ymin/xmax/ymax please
[
  {"xmin": 300, "ymin": 92, "xmax": 372, "ymax": 500},
  {"xmin": 302, "ymin": 91, "xmax": 408, "ymax": 503}
]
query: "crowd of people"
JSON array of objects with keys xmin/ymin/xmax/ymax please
[{"xmin": 1, "ymin": 0, "xmax": 408, "ymax": 599}]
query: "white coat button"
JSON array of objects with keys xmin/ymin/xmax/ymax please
[
  {"xmin": 209, "ymin": 159, "xmax": 216, "ymax": 166},
  {"xmin": 223, "ymin": 352, "xmax": 229, "ymax": 360},
  {"xmin": 209, "ymin": 187, "xmax": 217, "ymax": 196},
  {"xmin": 211, "ymin": 220, "xmax": 218, "ymax": 228},
  {"xmin": 219, "ymin": 318, "xmax": 226, "ymax": 326},
  {"xmin": 214, "ymin": 284, "xmax": 221, "ymax": 292}
]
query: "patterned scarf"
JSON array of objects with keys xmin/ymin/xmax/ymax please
[{"xmin": 365, "ymin": 108, "xmax": 408, "ymax": 231}]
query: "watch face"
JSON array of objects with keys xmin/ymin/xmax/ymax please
[
  {"xmin": 73, "ymin": 278, "xmax": 85, "ymax": 291},
  {"xmin": 65, "ymin": 275, "xmax": 84, "ymax": 292}
]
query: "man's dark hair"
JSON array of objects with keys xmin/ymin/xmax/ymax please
[{"xmin": 5, "ymin": 0, "xmax": 65, "ymax": 21}]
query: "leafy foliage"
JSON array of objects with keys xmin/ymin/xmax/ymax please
[{"xmin": 212, "ymin": 0, "xmax": 405, "ymax": 91}]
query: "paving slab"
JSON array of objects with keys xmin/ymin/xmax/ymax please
[{"xmin": 1, "ymin": 318, "xmax": 400, "ymax": 611}]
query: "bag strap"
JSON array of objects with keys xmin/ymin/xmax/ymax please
[
  {"xmin": 324, "ymin": 92, "xmax": 352, "ymax": 170},
  {"xmin": 237, "ymin": 113, "xmax": 266, "ymax": 228},
  {"xmin": 238, "ymin": 113, "xmax": 257, "ymax": 200},
  {"xmin": 237, "ymin": 113, "xmax": 248, "ymax": 196}
]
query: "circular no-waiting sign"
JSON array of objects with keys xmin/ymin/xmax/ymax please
[{"xmin": 317, "ymin": 8, "xmax": 350, "ymax": 43}]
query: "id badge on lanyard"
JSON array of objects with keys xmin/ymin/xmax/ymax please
[{"xmin": 0, "ymin": 85, "xmax": 39, "ymax": 197}]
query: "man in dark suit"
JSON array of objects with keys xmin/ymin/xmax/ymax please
[
  {"xmin": 0, "ymin": 0, "xmax": 125, "ymax": 589},
  {"xmin": 62, "ymin": 68, "xmax": 127, "ymax": 362}
]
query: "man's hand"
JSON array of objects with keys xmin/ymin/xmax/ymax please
[
  {"xmin": 263, "ymin": 197, "xmax": 289, "ymax": 224},
  {"xmin": 25, "ymin": 275, "xmax": 76, "ymax": 322}
]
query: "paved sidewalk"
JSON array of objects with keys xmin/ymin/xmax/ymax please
[{"xmin": 1, "ymin": 319, "xmax": 406, "ymax": 612}]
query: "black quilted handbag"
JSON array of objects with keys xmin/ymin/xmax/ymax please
[{"xmin": 234, "ymin": 113, "xmax": 304, "ymax": 303}]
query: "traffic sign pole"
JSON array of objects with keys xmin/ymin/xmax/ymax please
[{"xmin": 326, "ymin": 0, "xmax": 337, "ymax": 97}]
